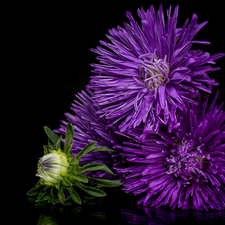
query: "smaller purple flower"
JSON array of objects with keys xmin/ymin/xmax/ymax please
[
  {"xmin": 54, "ymin": 89, "xmax": 127, "ymax": 181},
  {"xmin": 115, "ymin": 90, "xmax": 225, "ymax": 210},
  {"xmin": 87, "ymin": 4, "xmax": 224, "ymax": 137}
]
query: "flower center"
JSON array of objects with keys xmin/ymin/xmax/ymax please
[
  {"xmin": 165, "ymin": 138, "xmax": 209, "ymax": 184},
  {"xmin": 138, "ymin": 52, "xmax": 169, "ymax": 89}
]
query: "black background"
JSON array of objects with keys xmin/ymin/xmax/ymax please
[{"xmin": 7, "ymin": 0, "xmax": 225, "ymax": 224}]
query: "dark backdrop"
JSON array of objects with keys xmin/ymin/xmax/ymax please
[{"xmin": 9, "ymin": 0, "xmax": 225, "ymax": 224}]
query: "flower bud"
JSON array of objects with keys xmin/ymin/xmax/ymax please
[{"xmin": 36, "ymin": 150, "xmax": 70, "ymax": 186}]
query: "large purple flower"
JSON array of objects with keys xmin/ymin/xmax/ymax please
[
  {"xmin": 114, "ymin": 91, "xmax": 225, "ymax": 210},
  {"xmin": 54, "ymin": 89, "xmax": 126, "ymax": 181},
  {"xmin": 87, "ymin": 4, "xmax": 224, "ymax": 137}
]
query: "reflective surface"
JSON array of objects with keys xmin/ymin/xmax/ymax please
[{"xmin": 25, "ymin": 186, "xmax": 225, "ymax": 225}]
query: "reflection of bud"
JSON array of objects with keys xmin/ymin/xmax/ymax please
[
  {"xmin": 37, "ymin": 214, "xmax": 58, "ymax": 225},
  {"xmin": 36, "ymin": 150, "xmax": 69, "ymax": 186}
]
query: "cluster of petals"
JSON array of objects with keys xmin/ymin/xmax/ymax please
[
  {"xmin": 54, "ymin": 4, "xmax": 225, "ymax": 211},
  {"xmin": 87, "ymin": 4, "xmax": 224, "ymax": 137},
  {"xmin": 114, "ymin": 91, "xmax": 225, "ymax": 210},
  {"xmin": 54, "ymin": 89, "xmax": 126, "ymax": 181}
]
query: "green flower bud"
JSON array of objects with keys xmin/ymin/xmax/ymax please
[{"xmin": 36, "ymin": 150, "xmax": 70, "ymax": 186}]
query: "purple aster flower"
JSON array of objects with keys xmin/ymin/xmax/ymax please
[
  {"xmin": 114, "ymin": 90, "xmax": 225, "ymax": 210},
  {"xmin": 87, "ymin": 4, "xmax": 224, "ymax": 137},
  {"xmin": 54, "ymin": 89, "xmax": 127, "ymax": 181}
]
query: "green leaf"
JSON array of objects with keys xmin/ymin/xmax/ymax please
[
  {"xmin": 70, "ymin": 173, "xmax": 88, "ymax": 183},
  {"xmin": 75, "ymin": 141, "xmax": 97, "ymax": 162},
  {"xmin": 74, "ymin": 180, "xmax": 107, "ymax": 197},
  {"xmin": 65, "ymin": 143, "xmax": 72, "ymax": 156},
  {"xmin": 39, "ymin": 193, "xmax": 50, "ymax": 201},
  {"xmin": 56, "ymin": 135, "xmax": 63, "ymax": 151},
  {"xmin": 55, "ymin": 181, "xmax": 60, "ymax": 190},
  {"xmin": 67, "ymin": 165, "xmax": 78, "ymax": 175},
  {"xmin": 58, "ymin": 189, "xmax": 65, "ymax": 204},
  {"xmin": 85, "ymin": 176, "xmax": 123, "ymax": 187},
  {"xmin": 68, "ymin": 187, "xmax": 81, "ymax": 204},
  {"xmin": 35, "ymin": 181, "xmax": 41, "ymax": 186},
  {"xmin": 48, "ymin": 138, "xmax": 55, "ymax": 150},
  {"xmin": 44, "ymin": 126, "xmax": 60, "ymax": 145},
  {"xmin": 37, "ymin": 190, "xmax": 46, "ymax": 200},
  {"xmin": 62, "ymin": 196, "xmax": 73, "ymax": 205},
  {"xmin": 52, "ymin": 195, "xmax": 59, "ymax": 205},
  {"xmin": 83, "ymin": 195, "xmax": 96, "ymax": 203},
  {"xmin": 44, "ymin": 185, "xmax": 52, "ymax": 191},
  {"xmin": 62, "ymin": 177, "xmax": 73, "ymax": 186},
  {"xmin": 47, "ymin": 196, "xmax": 52, "ymax": 203},
  {"xmin": 43, "ymin": 145, "xmax": 50, "ymax": 155},
  {"xmin": 64, "ymin": 123, "xmax": 74, "ymax": 155},
  {"xmin": 77, "ymin": 163, "xmax": 114, "ymax": 175},
  {"xmin": 91, "ymin": 146, "xmax": 116, "ymax": 153},
  {"xmin": 70, "ymin": 158, "xmax": 79, "ymax": 165},
  {"xmin": 67, "ymin": 166, "xmax": 73, "ymax": 173},
  {"xmin": 50, "ymin": 187, "xmax": 55, "ymax": 197},
  {"xmin": 67, "ymin": 122, "xmax": 74, "ymax": 136},
  {"xmin": 26, "ymin": 185, "xmax": 43, "ymax": 196},
  {"xmin": 67, "ymin": 150, "xmax": 73, "ymax": 158}
]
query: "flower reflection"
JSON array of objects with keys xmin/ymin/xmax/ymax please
[
  {"xmin": 27, "ymin": 188, "xmax": 225, "ymax": 224},
  {"xmin": 37, "ymin": 214, "xmax": 58, "ymax": 225},
  {"xmin": 121, "ymin": 205, "xmax": 225, "ymax": 224}
]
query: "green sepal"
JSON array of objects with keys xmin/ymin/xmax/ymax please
[
  {"xmin": 48, "ymin": 138, "xmax": 55, "ymax": 150},
  {"xmin": 74, "ymin": 180, "xmax": 107, "ymax": 197},
  {"xmin": 44, "ymin": 126, "xmax": 60, "ymax": 145},
  {"xmin": 68, "ymin": 187, "xmax": 81, "ymax": 205},
  {"xmin": 77, "ymin": 163, "xmax": 114, "ymax": 175},
  {"xmin": 75, "ymin": 141, "xmax": 97, "ymax": 162},
  {"xmin": 58, "ymin": 189, "xmax": 65, "ymax": 204},
  {"xmin": 56, "ymin": 135, "xmax": 63, "ymax": 151},
  {"xmin": 85, "ymin": 175, "xmax": 123, "ymax": 187},
  {"xmin": 43, "ymin": 145, "xmax": 50, "ymax": 155},
  {"xmin": 69, "ymin": 173, "xmax": 88, "ymax": 183},
  {"xmin": 26, "ymin": 185, "xmax": 43, "ymax": 196},
  {"xmin": 64, "ymin": 123, "xmax": 74, "ymax": 155},
  {"xmin": 62, "ymin": 196, "xmax": 73, "ymax": 205}
]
